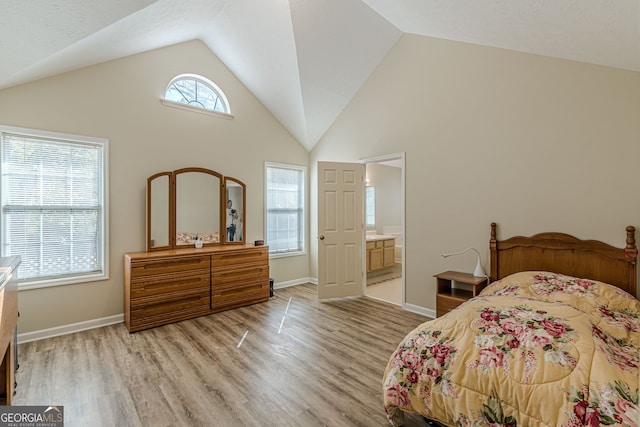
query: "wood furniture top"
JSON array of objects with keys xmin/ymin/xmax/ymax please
[
  {"xmin": 434, "ymin": 270, "xmax": 488, "ymax": 286},
  {"xmin": 126, "ymin": 243, "xmax": 263, "ymax": 259},
  {"xmin": 489, "ymin": 222, "xmax": 637, "ymax": 297},
  {"xmin": 0, "ymin": 256, "xmax": 19, "ymax": 405}
]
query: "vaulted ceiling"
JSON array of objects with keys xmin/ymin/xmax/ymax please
[{"xmin": 1, "ymin": 0, "xmax": 638, "ymax": 151}]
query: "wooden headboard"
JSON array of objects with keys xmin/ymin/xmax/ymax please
[{"xmin": 489, "ymin": 223, "xmax": 638, "ymax": 297}]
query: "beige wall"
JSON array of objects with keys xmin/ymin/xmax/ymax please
[
  {"xmin": 365, "ymin": 163, "xmax": 402, "ymax": 234},
  {"xmin": 2, "ymin": 34, "xmax": 639, "ymax": 333},
  {"xmin": 0, "ymin": 40, "xmax": 310, "ymax": 333},
  {"xmin": 311, "ymin": 34, "xmax": 640, "ymax": 309}
]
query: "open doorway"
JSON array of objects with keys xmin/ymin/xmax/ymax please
[{"xmin": 362, "ymin": 153, "xmax": 404, "ymax": 306}]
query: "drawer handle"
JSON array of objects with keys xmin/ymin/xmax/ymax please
[
  {"xmin": 140, "ymin": 295, "xmax": 204, "ymax": 309},
  {"xmin": 142, "ymin": 258, "xmax": 207, "ymax": 269}
]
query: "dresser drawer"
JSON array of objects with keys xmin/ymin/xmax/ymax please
[
  {"xmin": 130, "ymin": 255, "xmax": 211, "ymax": 278},
  {"xmin": 212, "ymin": 264, "xmax": 269, "ymax": 286},
  {"xmin": 211, "ymin": 248, "xmax": 268, "ymax": 268},
  {"xmin": 436, "ymin": 294, "xmax": 467, "ymax": 317},
  {"xmin": 211, "ymin": 279, "xmax": 269, "ymax": 311},
  {"xmin": 131, "ymin": 288, "xmax": 210, "ymax": 317},
  {"xmin": 129, "ymin": 302, "xmax": 211, "ymax": 332},
  {"xmin": 130, "ymin": 270, "xmax": 210, "ymax": 300}
]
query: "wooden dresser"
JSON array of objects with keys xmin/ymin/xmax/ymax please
[{"xmin": 124, "ymin": 245, "xmax": 269, "ymax": 333}]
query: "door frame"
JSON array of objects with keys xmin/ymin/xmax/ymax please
[{"xmin": 361, "ymin": 152, "xmax": 406, "ymax": 307}]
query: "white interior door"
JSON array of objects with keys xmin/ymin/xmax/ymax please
[{"xmin": 317, "ymin": 161, "xmax": 364, "ymax": 299}]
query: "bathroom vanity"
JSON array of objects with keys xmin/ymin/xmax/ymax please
[{"xmin": 366, "ymin": 235, "xmax": 395, "ymax": 272}]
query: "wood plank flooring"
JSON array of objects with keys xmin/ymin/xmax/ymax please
[{"xmin": 13, "ymin": 284, "xmax": 430, "ymax": 427}]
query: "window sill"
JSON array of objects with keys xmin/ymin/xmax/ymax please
[
  {"xmin": 160, "ymin": 99, "xmax": 234, "ymax": 119},
  {"xmin": 18, "ymin": 272, "xmax": 109, "ymax": 291},
  {"xmin": 269, "ymin": 250, "xmax": 307, "ymax": 259}
]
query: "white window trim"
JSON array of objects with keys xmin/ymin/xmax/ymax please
[
  {"xmin": 0, "ymin": 125, "xmax": 109, "ymax": 290},
  {"xmin": 160, "ymin": 99, "xmax": 234, "ymax": 120},
  {"xmin": 268, "ymin": 250, "xmax": 307, "ymax": 260},
  {"xmin": 265, "ymin": 161, "xmax": 307, "ymax": 258}
]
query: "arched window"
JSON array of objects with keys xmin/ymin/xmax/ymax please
[{"xmin": 163, "ymin": 74, "xmax": 231, "ymax": 115}]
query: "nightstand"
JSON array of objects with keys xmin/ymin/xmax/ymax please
[{"xmin": 435, "ymin": 271, "xmax": 488, "ymax": 317}]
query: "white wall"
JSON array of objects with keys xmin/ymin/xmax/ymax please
[
  {"xmin": 0, "ymin": 40, "xmax": 310, "ymax": 333},
  {"xmin": 366, "ymin": 163, "xmax": 402, "ymax": 234},
  {"xmin": 311, "ymin": 34, "xmax": 640, "ymax": 309}
]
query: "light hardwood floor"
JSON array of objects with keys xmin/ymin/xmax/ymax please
[{"xmin": 14, "ymin": 284, "xmax": 429, "ymax": 427}]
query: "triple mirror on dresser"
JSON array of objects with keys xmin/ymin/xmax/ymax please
[{"xmin": 147, "ymin": 167, "xmax": 246, "ymax": 251}]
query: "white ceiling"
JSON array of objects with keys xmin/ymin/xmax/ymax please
[{"xmin": 1, "ymin": 0, "xmax": 638, "ymax": 151}]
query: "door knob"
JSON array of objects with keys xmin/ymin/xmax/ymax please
[{"xmin": 319, "ymin": 235, "xmax": 325, "ymax": 240}]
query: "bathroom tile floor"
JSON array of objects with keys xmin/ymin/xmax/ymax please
[{"xmin": 365, "ymin": 277, "xmax": 402, "ymax": 305}]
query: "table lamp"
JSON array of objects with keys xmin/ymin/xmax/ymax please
[{"xmin": 441, "ymin": 247, "xmax": 486, "ymax": 277}]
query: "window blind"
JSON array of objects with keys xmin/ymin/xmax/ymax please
[
  {"xmin": 1, "ymin": 131, "xmax": 105, "ymax": 283},
  {"xmin": 266, "ymin": 164, "xmax": 305, "ymax": 254}
]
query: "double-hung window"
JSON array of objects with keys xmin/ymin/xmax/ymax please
[
  {"xmin": 0, "ymin": 126, "xmax": 108, "ymax": 289},
  {"xmin": 265, "ymin": 162, "xmax": 305, "ymax": 256}
]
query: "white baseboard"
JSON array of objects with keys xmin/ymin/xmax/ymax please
[
  {"xmin": 403, "ymin": 303, "xmax": 435, "ymax": 319},
  {"xmin": 18, "ymin": 314, "xmax": 124, "ymax": 344},
  {"xmin": 18, "ymin": 279, "xmax": 433, "ymax": 343},
  {"xmin": 273, "ymin": 277, "xmax": 316, "ymax": 289}
]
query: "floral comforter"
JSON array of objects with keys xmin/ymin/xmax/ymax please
[{"xmin": 383, "ymin": 271, "xmax": 640, "ymax": 426}]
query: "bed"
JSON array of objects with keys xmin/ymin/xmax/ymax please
[{"xmin": 383, "ymin": 223, "xmax": 639, "ymax": 426}]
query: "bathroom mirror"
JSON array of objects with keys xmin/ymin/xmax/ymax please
[
  {"xmin": 175, "ymin": 168, "xmax": 222, "ymax": 247},
  {"xmin": 147, "ymin": 172, "xmax": 172, "ymax": 251},
  {"xmin": 224, "ymin": 177, "xmax": 245, "ymax": 243}
]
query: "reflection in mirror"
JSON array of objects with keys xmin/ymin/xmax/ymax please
[
  {"xmin": 147, "ymin": 172, "xmax": 171, "ymax": 251},
  {"xmin": 175, "ymin": 169, "xmax": 221, "ymax": 246},
  {"xmin": 225, "ymin": 177, "xmax": 245, "ymax": 243}
]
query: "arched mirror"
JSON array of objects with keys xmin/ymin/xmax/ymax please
[
  {"xmin": 224, "ymin": 177, "xmax": 245, "ymax": 244},
  {"xmin": 147, "ymin": 172, "xmax": 172, "ymax": 251},
  {"xmin": 174, "ymin": 168, "xmax": 222, "ymax": 247}
]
